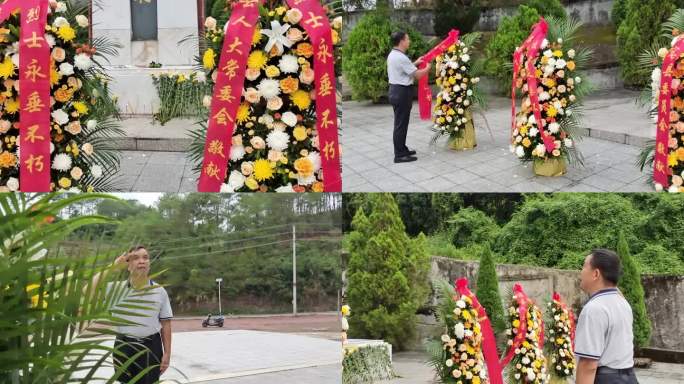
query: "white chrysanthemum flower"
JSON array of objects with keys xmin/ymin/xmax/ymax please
[
  {"xmin": 53, "ymin": 17, "xmax": 69, "ymax": 28},
  {"xmin": 55, "ymin": 2, "xmax": 67, "ymax": 12},
  {"xmin": 257, "ymin": 78, "xmax": 280, "ymax": 100},
  {"xmin": 276, "ymin": 184, "xmax": 295, "ymax": 192},
  {"xmin": 308, "ymin": 152, "xmax": 321, "ymax": 172},
  {"xmin": 45, "ymin": 34, "xmax": 56, "ymax": 48},
  {"xmin": 230, "ymin": 145, "xmax": 246, "ymax": 161},
  {"xmin": 441, "ymin": 334, "xmax": 450, "ymax": 343},
  {"xmin": 281, "ymin": 111, "xmax": 298, "ymax": 127},
  {"xmin": 91, "ymin": 164, "xmax": 103, "ymax": 178},
  {"xmin": 59, "ymin": 62, "xmax": 74, "ymax": 76},
  {"xmin": 75, "ymin": 15, "xmax": 89, "ymax": 28},
  {"xmin": 555, "ymin": 59, "xmax": 567, "ymax": 69},
  {"xmin": 297, "ymin": 173, "xmax": 316, "ymax": 186},
  {"xmin": 52, "ymin": 153, "xmax": 72, "ymax": 171},
  {"xmin": 445, "ymin": 359, "xmax": 453, "ymax": 367},
  {"xmin": 51, "ymin": 109, "xmax": 69, "ymax": 126},
  {"xmin": 6, "ymin": 177, "xmax": 19, "ymax": 191},
  {"xmin": 278, "ymin": 54, "xmax": 299, "ymax": 74},
  {"xmin": 74, "ymin": 53, "xmax": 93, "ymax": 70},
  {"xmin": 228, "ymin": 170, "xmax": 246, "ymax": 190},
  {"xmin": 266, "ymin": 130, "xmax": 290, "ymax": 151},
  {"xmin": 515, "ymin": 145, "xmax": 525, "ymax": 158},
  {"xmin": 461, "ymin": 54, "xmax": 470, "ymax": 63},
  {"xmin": 548, "ymin": 122, "xmax": 560, "ymax": 134},
  {"xmin": 668, "ymin": 185, "xmax": 679, "ymax": 193},
  {"xmin": 541, "ymin": 39, "xmax": 549, "ymax": 49},
  {"xmin": 220, "ymin": 183, "xmax": 234, "ymax": 193},
  {"xmin": 529, "ymin": 127, "xmax": 539, "ymax": 137}
]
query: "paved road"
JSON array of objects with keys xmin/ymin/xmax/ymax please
[{"xmin": 342, "ymin": 91, "xmax": 655, "ymax": 193}]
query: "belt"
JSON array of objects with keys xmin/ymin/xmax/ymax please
[
  {"xmin": 116, "ymin": 333, "xmax": 159, "ymax": 343},
  {"xmin": 596, "ymin": 366, "xmax": 634, "ymax": 375},
  {"xmin": 389, "ymin": 83, "xmax": 413, "ymax": 88}
]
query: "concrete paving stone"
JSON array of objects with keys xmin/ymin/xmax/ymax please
[
  {"xmin": 442, "ymin": 169, "xmax": 485, "ymax": 185},
  {"xmin": 196, "ymin": 363, "xmax": 341, "ymax": 384},
  {"xmin": 415, "ymin": 177, "xmax": 459, "ymax": 192}
]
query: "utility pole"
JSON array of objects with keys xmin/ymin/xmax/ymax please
[
  {"xmin": 292, "ymin": 224, "xmax": 297, "ymax": 316},
  {"xmin": 216, "ymin": 278, "xmax": 223, "ymax": 315}
]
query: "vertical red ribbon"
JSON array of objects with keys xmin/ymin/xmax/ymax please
[
  {"xmin": 197, "ymin": 0, "xmax": 342, "ymax": 192},
  {"xmin": 286, "ymin": 0, "xmax": 341, "ymax": 192},
  {"xmin": 1, "ymin": 0, "xmax": 51, "ymax": 191},
  {"xmin": 455, "ymin": 278, "xmax": 503, "ymax": 384},
  {"xmin": 654, "ymin": 39, "xmax": 684, "ymax": 188},
  {"xmin": 511, "ymin": 18, "xmax": 555, "ymax": 154},
  {"xmin": 500, "ymin": 283, "xmax": 528, "ymax": 367},
  {"xmin": 418, "ymin": 29, "xmax": 459, "ymax": 120},
  {"xmin": 552, "ymin": 291, "xmax": 576, "ymax": 350},
  {"xmin": 198, "ymin": 0, "xmax": 262, "ymax": 192}
]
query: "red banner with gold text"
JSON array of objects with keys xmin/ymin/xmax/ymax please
[
  {"xmin": 654, "ymin": 38, "xmax": 684, "ymax": 189},
  {"xmin": 1, "ymin": 0, "xmax": 51, "ymax": 192},
  {"xmin": 418, "ymin": 29, "xmax": 459, "ymax": 120}
]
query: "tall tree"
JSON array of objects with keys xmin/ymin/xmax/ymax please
[
  {"xmin": 616, "ymin": 231, "xmax": 652, "ymax": 348},
  {"xmin": 346, "ymin": 194, "xmax": 431, "ymax": 350}
]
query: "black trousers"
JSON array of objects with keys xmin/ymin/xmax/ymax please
[
  {"xmin": 114, "ymin": 333, "xmax": 163, "ymax": 384},
  {"xmin": 595, "ymin": 367, "xmax": 639, "ymax": 384},
  {"xmin": 388, "ymin": 84, "xmax": 414, "ymax": 157}
]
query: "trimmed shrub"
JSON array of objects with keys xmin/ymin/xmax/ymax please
[
  {"xmin": 476, "ymin": 244, "xmax": 507, "ymax": 335},
  {"xmin": 342, "ymin": 10, "xmax": 429, "ymax": 102},
  {"xmin": 616, "ymin": 0, "xmax": 676, "ymax": 87}
]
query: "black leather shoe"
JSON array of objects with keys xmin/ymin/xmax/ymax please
[
  {"xmin": 397, "ymin": 149, "xmax": 417, "ymax": 157},
  {"xmin": 394, "ymin": 155, "xmax": 418, "ymax": 163}
]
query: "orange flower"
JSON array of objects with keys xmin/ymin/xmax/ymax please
[
  {"xmin": 675, "ymin": 97, "xmax": 684, "ymax": 111},
  {"xmin": 311, "ymin": 181, "xmax": 324, "ymax": 192},
  {"xmin": 677, "ymin": 147, "xmax": 684, "ymax": 161},
  {"xmin": 294, "ymin": 157, "xmax": 314, "ymax": 177},
  {"xmin": 280, "ymin": 76, "xmax": 299, "ymax": 94},
  {"xmin": 54, "ymin": 86, "xmax": 73, "ymax": 103},
  {"xmin": 296, "ymin": 43, "xmax": 314, "ymax": 58},
  {"xmin": 0, "ymin": 151, "xmax": 17, "ymax": 168},
  {"xmin": 566, "ymin": 61, "xmax": 576, "ymax": 71}
]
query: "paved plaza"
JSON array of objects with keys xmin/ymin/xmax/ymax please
[
  {"xmin": 378, "ymin": 352, "xmax": 684, "ymax": 384},
  {"xmin": 77, "ymin": 330, "xmax": 341, "ymax": 383},
  {"xmin": 342, "ymin": 90, "xmax": 655, "ymax": 192}
]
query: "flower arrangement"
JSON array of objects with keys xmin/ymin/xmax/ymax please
[
  {"xmin": 641, "ymin": 9, "xmax": 684, "ymax": 192},
  {"xmin": 504, "ymin": 289, "xmax": 549, "ymax": 383},
  {"xmin": 511, "ymin": 17, "xmax": 591, "ymax": 177},
  {"xmin": 191, "ymin": 0, "xmax": 342, "ymax": 192},
  {"xmin": 545, "ymin": 293, "xmax": 575, "ymax": 382},
  {"xmin": 0, "ymin": 0, "xmax": 122, "ymax": 192},
  {"xmin": 432, "ymin": 33, "xmax": 484, "ymax": 151},
  {"xmin": 428, "ymin": 280, "xmax": 491, "ymax": 384},
  {"xmin": 341, "ymin": 304, "xmax": 350, "ymax": 345},
  {"xmin": 151, "ymin": 71, "xmax": 212, "ymax": 125}
]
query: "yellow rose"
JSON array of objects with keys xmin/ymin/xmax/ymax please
[
  {"xmin": 265, "ymin": 65, "xmax": 280, "ymax": 78},
  {"xmin": 245, "ymin": 177, "xmax": 259, "ymax": 190},
  {"xmin": 293, "ymin": 126, "xmax": 308, "ymax": 141},
  {"xmin": 58, "ymin": 177, "xmax": 72, "ymax": 189}
]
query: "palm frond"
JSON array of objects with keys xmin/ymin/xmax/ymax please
[{"xmin": 661, "ymin": 9, "xmax": 684, "ymax": 39}]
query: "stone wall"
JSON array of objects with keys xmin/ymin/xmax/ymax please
[
  {"xmin": 343, "ymin": 0, "xmax": 615, "ymax": 37},
  {"xmin": 418, "ymin": 257, "xmax": 684, "ymax": 352}
]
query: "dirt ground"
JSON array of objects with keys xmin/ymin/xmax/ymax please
[{"xmin": 170, "ymin": 312, "xmax": 340, "ymax": 340}]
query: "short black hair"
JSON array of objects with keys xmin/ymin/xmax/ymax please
[
  {"xmin": 589, "ymin": 249, "xmax": 622, "ymax": 285},
  {"xmin": 391, "ymin": 31, "xmax": 408, "ymax": 47},
  {"xmin": 127, "ymin": 245, "xmax": 147, "ymax": 254}
]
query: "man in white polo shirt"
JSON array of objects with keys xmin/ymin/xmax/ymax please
[
  {"xmin": 109, "ymin": 245, "xmax": 173, "ymax": 384},
  {"xmin": 575, "ymin": 248, "xmax": 639, "ymax": 384},
  {"xmin": 387, "ymin": 31, "xmax": 431, "ymax": 164}
]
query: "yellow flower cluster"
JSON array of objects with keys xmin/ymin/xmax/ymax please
[
  {"xmin": 440, "ymin": 295, "xmax": 488, "ymax": 383},
  {"xmin": 433, "ymin": 41, "xmax": 480, "ymax": 140},
  {"xmin": 200, "ymin": 4, "xmax": 341, "ymax": 192},
  {"xmin": 546, "ymin": 299, "xmax": 575, "ymax": 379},
  {"xmin": 506, "ymin": 296, "xmax": 549, "ymax": 383},
  {"xmin": 512, "ymin": 37, "xmax": 582, "ymax": 163}
]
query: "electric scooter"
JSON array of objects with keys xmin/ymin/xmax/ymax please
[{"xmin": 202, "ymin": 278, "xmax": 225, "ymax": 328}]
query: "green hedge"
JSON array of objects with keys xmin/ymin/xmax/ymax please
[
  {"xmin": 616, "ymin": 0, "xmax": 676, "ymax": 87},
  {"xmin": 342, "ymin": 10, "xmax": 429, "ymax": 102},
  {"xmin": 342, "ymin": 344, "xmax": 395, "ymax": 384}
]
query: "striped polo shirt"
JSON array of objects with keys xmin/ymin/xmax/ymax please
[
  {"xmin": 574, "ymin": 287, "xmax": 634, "ymax": 369},
  {"xmin": 107, "ymin": 280, "xmax": 173, "ymax": 338}
]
